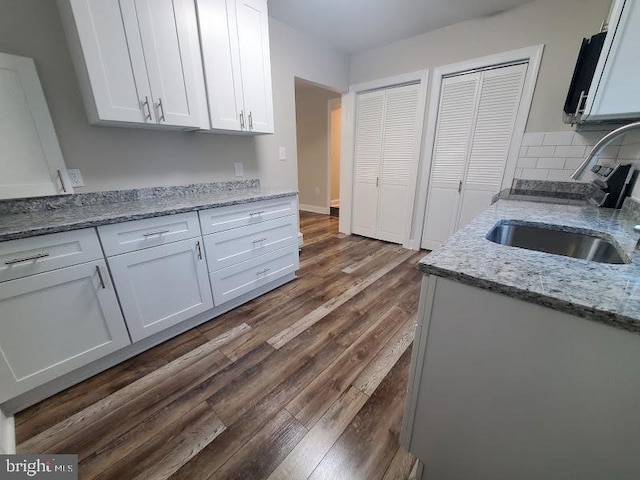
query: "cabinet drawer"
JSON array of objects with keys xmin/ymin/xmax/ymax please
[
  {"xmin": 210, "ymin": 245, "xmax": 299, "ymax": 305},
  {"xmin": 203, "ymin": 215, "xmax": 297, "ymax": 272},
  {"xmin": 0, "ymin": 260, "xmax": 130, "ymax": 403},
  {"xmin": 0, "ymin": 229, "xmax": 103, "ymax": 283},
  {"xmin": 98, "ymin": 212, "xmax": 201, "ymax": 256},
  {"xmin": 199, "ymin": 196, "xmax": 297, "ymax": 235}
]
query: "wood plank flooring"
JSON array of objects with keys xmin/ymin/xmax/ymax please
[{"xmin": 15, "ymin": 212, "xmax": 424, "ymax": 480}]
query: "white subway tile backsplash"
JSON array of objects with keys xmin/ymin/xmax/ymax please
[
  {"xmin": 527, "ymin": 145, "xmax": 555, "ymax": 157},
  {"xmin": 521, "ymin": 132, "xmax": 545, "ymax": 146},
  {"xmin": 564, "ymin": 157, "xmax": 584, "ymax": 170},
  {"xmin": 519, "ymin": 146, "xmax": 528, "ymax": 157},
  {"xmin": 617, "ymin": 144, "xmax": 640, "ymax": 160},
  {"xmin": 547, "ymin": 169, "xmax": 572, "ymax": 181},
  {"xmin": 554, "ymin": 145, "xmax": 586, "ymax": 158},
  {"xmin": 521, "ymin": 168, "xmax": 549, "ymax": 180},
  {"xmin": 543, "ymin": 132, "xmax": 575, "ymax": 146},
  {"xmin": 517, "ymin": 157, "xmax": 538, "ymax": 169},
  {"xmin": 537, "ymin": 157, "xmax": 564, "ymax": 169}
]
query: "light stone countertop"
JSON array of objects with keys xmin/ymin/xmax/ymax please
[
  {"xmin": 420, "ymin": 199, "xmax": 640, "ymax": 334},
  {"xmin": 0, "ymin": 186, "xmax": 297, "ymax": 242}
]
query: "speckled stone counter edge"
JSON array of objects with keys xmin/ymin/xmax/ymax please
[{"xmin": 0, "ymin": 179, "xmax": 261, "ymax": 215}]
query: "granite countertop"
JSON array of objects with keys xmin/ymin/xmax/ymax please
[
  {"xmin": 0, "ymin": 184, "xmax": 297, "ymax": 242},
  {"xmin": 420, "ymin": 199, "xmax": 640, "ymax": 334}
]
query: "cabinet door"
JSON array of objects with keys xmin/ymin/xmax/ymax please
[
  {"xmin": 197, "ymin": 0, "xmax": 245, "ymax": 131},
  {"xmin": 583, "ymin": 0, "xmax": 640, "ymax": 121},
  {"xmin": 107, "ymin": 238, "xmax": 213, "ymax": 342},
  {"xmin": 235, "ymin": 0, "xmax": 274, "ymax": 133},
  {"xmin": 0, "ymin": 260, "xmax": 131, "ymax": 403},
  {"xmin": 0, "ymin": 53, "xmax": 71, "ymax": 199},
  {"xmin": 61, "ymin": 0, "xmax": 154, "ymax": 124},
  {"xmin": 134, "ymin": 0, "xmax": 209, "ymax": 128}
]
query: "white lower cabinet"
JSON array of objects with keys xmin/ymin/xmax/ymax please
[
  {"xmin": 106, "ymin": 238, "xmax": 213, "ymax": 342},
  {"xmin": 0, "ymin": 260, "xmax": 131, "ymax": 403}
]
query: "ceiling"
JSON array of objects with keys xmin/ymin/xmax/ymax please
[{"xmin": 268, "ymin": 0, "xmax": 534, "ymax": 54}]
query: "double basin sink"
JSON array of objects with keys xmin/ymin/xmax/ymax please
[{"xmin": 486, "ymin": 220, "xmax": 630, "ymax": 264}]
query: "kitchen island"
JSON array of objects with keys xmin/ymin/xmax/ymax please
[{"xmin": 402, "ymin": 197, "xmax": 640, "ymax": 480}]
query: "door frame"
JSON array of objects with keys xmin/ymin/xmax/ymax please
[
  {"xmin": 327, "ymin": 98, "xmax": 341, "ymax": 212},
  {"xmin": 339, "ymin": 70, "xmax": 429, "ymax": 249},
  {"xmin": 417, "ymin": 45, "xmax": 544, "ymax": 250}
]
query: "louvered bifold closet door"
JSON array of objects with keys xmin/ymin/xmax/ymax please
[
  {"xmin": 352, "ymin": 90, "xmax": 385, "ymax": 238},
  {"xmin": 456, "ymin": 63, "xmax": 527, "ymax": 230},
  {"xmin": 376, "ymin": 83, "xmax": 421, "ymax": 244},
  {"xmin": 422, "ymin": 73, "xmax": 480, "ymax": 249}
]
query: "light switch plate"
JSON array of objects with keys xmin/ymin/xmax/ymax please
[
  {"xmin": 234, "ymin": 162, "xmax": 244, "ymax": 177},
  {"xmin": 278, "ymin": 147, "xmax": 286, "ymax": 161},
  {"xmin": 66, "ymin": 169, "xmax": 85, "ymax": 187}
]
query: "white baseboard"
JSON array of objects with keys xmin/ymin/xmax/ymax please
[
  {"xmin": 0, "ymin": 409, "xmax": 15, "ymax": 454},
  {"xmin": 299, "ymin": 203, "xmax": 330, "ymax": 215},
  {"xmin": 298, "ymin": 232, "xmax": 304, "ymax": 249}
]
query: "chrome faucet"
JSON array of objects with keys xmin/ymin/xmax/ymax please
[{"xmin": 571, "ymin": 121, "xmax": 640, "ymax": 180}]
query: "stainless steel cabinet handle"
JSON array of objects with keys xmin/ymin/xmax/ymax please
[
  {"xmin": 57, "ymin": 170, "xmax": 67, "ymax": 193},
  {"xmin": 196, "ymin": 241, "xmax": 203, "ymax": 260},
  {"xmin": 249, "ymin": 211, "xmax": 265, "ymax": 217},
  {"xmin": 376, "ymin": 177, "xmax": 379, "ymax": 187},
  {"xmin": 240, "ymin": 111, "xmax": 245, "ymax": 130},
  {"xmin": 458, "ymin": 180, "xmax": 463, "ymax": 193},
  {"xmin": 248, "ymin": 111, "xmax": 253, "ymax": 130},
  {"xmin": 256, "ymin": 268, "xmax": 270, "ymax": 275},
  {"xmin": 158, "ymin": 98, "xmax": 166, "ymax": 122},
  {"xmin": 143, "ymin": 230, "xmax": 170, "ymax": 237},
  {"xmin": 143, "ymin": 96, "xmax": 152, "ymax": 120},
  {"xmin": 5, "ymin": 253, "xmax": 50, "ymax": 265},
  {"xmin": 252, "ymin": 237, "xmax": 267, "ymax": 243},
  {"xmin": 96, "ymin": 265, "xmax": 106, "ymax": 289}
]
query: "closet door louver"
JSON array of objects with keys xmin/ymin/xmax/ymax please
[
  {"xmin": 377, "ymin": 83, "xmax": 421, "ymax": 243},
  {"xmin": 422, "ymin": 73, "xmax": 480, "ymax": 247},
  {"xmin": 457, "ymin": 63, "xmax": 527, "ymax": 229},
  {"xmin": 352, "ymin": 90, "xmax": 385, "ymax": 238}
]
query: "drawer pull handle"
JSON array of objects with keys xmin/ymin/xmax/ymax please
[
  {"xmin": 96, "ymin": 265, "xmax": 106, "ymax": 289},
  {"xmin": 256, "ymin": 268, "xmax": 270, "ymax": 276},
  {"xmin": 143, "ymin": 230, "xmax": 170, "ymax": 237},
  {"xmin": 252, "ymin": 237, "xmax": 268, "ymax": 243},
  {"xmin": 196, "ymin": 241, "xmax": 203, "ymax": 260},
  {"xmin": 249, "ymin": 211, "xmax": 265, "ymax": 217},
  {"xmin": 5, "ymin": 253, "xmax": 50, "ymax": 265}
]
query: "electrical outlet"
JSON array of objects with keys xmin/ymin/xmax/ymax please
[
  {"xmin": 234, "ymin": 162, "xmax": 244, "ymax": 177},
  {"xmin": 66, "ymin": 169, "xmax": 85, "ymax": 187},
  {"xmin": 278, "ymin": 147, "xmax": 286, "ymax": 161}
]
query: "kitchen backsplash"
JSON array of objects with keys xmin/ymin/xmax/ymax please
[{"xmin": 515, "ymin": 129, "xmax": 640, "ymax": 182}]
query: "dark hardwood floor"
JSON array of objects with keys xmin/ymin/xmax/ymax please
[{"xmin": 16, "ymin": 212, "xmax": 423, "ymax": 480}]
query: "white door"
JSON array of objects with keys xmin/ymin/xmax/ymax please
[
  {"xmin": 422, "ymin": 63, "xmax": 527, "ymax": 250},
  {"xmin": 377, "ymin": 83, "xmax": 421, "ymax": 244},
  {"xmin": 0, "ymin": 260, "xmax": 131, "ymax": 402},
  {"xmin": 352, "ymin": 90, "xmax": 385, "ymax": 239},
  {"xmin": 133, "ymin": 0, "xmax": 209, "ymax": 128},
  {"xmin": 65, "ymin": 0, "xmax": 154, "ymax": 124},
  {"xmin": 0, "ymin": 53, "xmax": 71, "ymax": 199},
  {"xmin": 197, "ymin": 0, "xmax": 244, "ymax": 131},
  {"xmin": 107, "ymin": 238, "xmax": 213, "ymax": 342},
  {"xmin": 352, "ymin": 84, "xmax": 422, "ymax": 244},
  {"xmin": 235, "ymin": 0, "xmax": 274, "ymax": 133}
]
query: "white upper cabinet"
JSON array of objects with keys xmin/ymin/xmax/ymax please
[
  {"xmin": 58, "ymin": 0, "xmax": 209, "ymax": 129},
  {"xmin": 582, "ymin": 0, "xmax": 640, "ymax": 122},
  {"xmin": 197, "ymin": 0, "xmax": 274, "ymax": 134},
  {"xmin": 0, "ymin": 53, "xmax": 72, "ymax": 200}
]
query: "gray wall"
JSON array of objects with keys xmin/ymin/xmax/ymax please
[
  {"xmin": 349, "ymin": 0, "xmax": 612, "ymax": 134},
  {"xmin": 295, "ymin": 81, "xmax": 341, "ymax": 210},
  {"xmin": 0, "ymin": 0, "xmax": 349, "ymax": 192}
]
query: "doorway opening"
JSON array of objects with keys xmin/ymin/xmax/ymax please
[{"xmin": 294, "ymin": 78, "xmax": 342, "ymax": 217}]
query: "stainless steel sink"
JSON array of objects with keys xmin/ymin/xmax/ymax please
[{"xmin": 486, "ymin": 220, "xmax": 630, "ymax": 264}]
